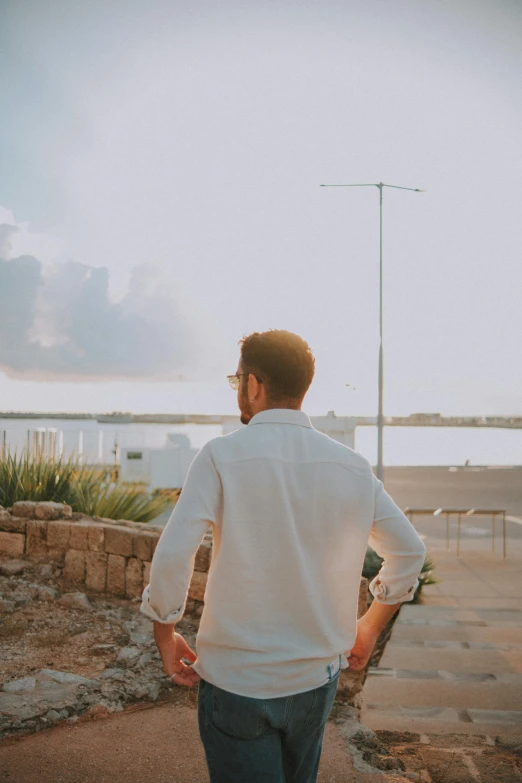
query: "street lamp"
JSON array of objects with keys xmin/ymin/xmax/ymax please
[{"xmin": 320, "ymin": 182, "xmax": 424, "ymax": 484}]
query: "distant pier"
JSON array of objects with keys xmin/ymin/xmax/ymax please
[{"xmin": 1, "ymin": 412, "xmax": 522, "ymax": 429}]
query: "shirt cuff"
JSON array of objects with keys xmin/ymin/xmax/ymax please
[
  {"xmin": 369, "ymin": 575, "xmax": 419, "ymax": 605},
  {"xmin": 140, "ymin": 584, "xmax": 184, "ymax": 624}
]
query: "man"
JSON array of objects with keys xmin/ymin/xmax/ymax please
[{"xmin": 141, "ymin": 329, "xmax": 426, "ymax": 783}]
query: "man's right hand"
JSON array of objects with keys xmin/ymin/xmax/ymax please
[
  {"xmin": 346, "ymin": 618, "xmax": 380, "ymax": 671},
  {"xmin": 347, "ymin": 598, "xmax": 402, "ymax": 671}
]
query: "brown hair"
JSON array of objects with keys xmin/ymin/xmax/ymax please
[{"xmin": 239, "ymin": 330, "xmax": 315, "ymax": 403}]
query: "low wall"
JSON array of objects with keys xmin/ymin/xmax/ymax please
[
  {"xmin": 0, "ymin": 501, "xmax": 211, "ymax": 604},
  {"xmin": 0, "ymin": 499, "xmax": 369, "ymax": 710}
]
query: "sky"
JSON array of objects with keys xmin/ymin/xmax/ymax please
[{"xmin": 0, "ymin": 0, "xmax": 521, "ymax": 417}]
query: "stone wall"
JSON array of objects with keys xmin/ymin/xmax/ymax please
[
  {"xmin": 1, "ymin": 499, "xmax": 371, "ymax": 719},
  {"xmin": 0, "ymin": 501, "xmax": 211, "ymax": 606}
]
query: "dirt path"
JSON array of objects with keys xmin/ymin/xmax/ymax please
[{"xmin": 0, "ymin": 699, "xmax": 398, "ymax": 783}]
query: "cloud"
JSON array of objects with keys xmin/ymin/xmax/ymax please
[
  {"xmin": 0, "ymin": 252, "xmax": 223, "ymax": 382},
  {"xmin": 0, "ymin": 223, "xmax": 19, "ymax": 259}
]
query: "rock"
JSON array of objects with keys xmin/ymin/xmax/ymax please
[
  {"xmin": 0, "ymin": 560, "xmax": 32, "ymax": 576},
  {"xmin": 84, "ymin": 702, "xmax": 112, "ymax": 718},
  {"xmin": 34, "ymin": 502, "xmax": 73, "ymax": 521},
  {"xmin": 0, "ymin": 515, "xmax": 27, "ymax": 533},
  {"xmin": 2, "ymin": 677, "xmax": 36, "ymax": 693},
  {"xmin": 38, "ymin": 669, "xmax": 97, "ymax": 686},
  {"xmin": 0, "ymin": 599, "xmax": 15, "ymax": 612},
  {"xmin": 44, "ymin": 709, "xmax": 62, "ymax": 724},
  {"xmin": 91, "ymin": 643, "xmax": 117, "ymax": 654},
  {"xmin": 37, "ymin": 586, "xmax": 57, "ymax": 601},
  {"xmin": 100, "ymin": 669, "xmax": 126, "ymax": 682},
  {"xmin": 116, "ymin": 647, "xmax": 141, "ymax": 667},
  {"xmin": 12, "ymin": 595, "xmax": 31, "ymax": 607},
  {"xmin": 11, "ymin": 501, "xmax": 36, "ymax": 518},
  {"xmin": 35, "ymin": 563, "xmax": 54, "ymax": 579},
  {"xmin": 137, "ymin": 652, "xmax": 154, "ymax": 667},
  {"xmin": 58, "ymin": 592, "xmax": 92, "ymax": 611},
  {"xmin": 131, "ymin": 682, "xmax": 161, "ymax": 701},
  {"xmin": 129, "ymin": 631, "xmax": 153, "ymax": 645}
]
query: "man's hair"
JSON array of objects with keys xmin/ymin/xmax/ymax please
[{"xmin": 239, "ymin": 330, "xmax": 315, "ymax": 403}]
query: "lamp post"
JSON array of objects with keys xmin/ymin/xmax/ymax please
[{"xmin": 320, "ymin": 182, "xmax": 424, "ymax": 484}]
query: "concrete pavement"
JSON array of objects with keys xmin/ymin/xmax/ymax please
[{"xmin": 362, "ymin": 516, "xmax": 522, "ymax": 738}]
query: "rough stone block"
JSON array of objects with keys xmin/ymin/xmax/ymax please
[
  {"xmin": 85, "ymin": 552, "xmax": 107, "ymax": 592},
  {"xmin": 0, "ymin": 532, "xmax": 25, "ymax": 557},
  {"xmin": 26, "ymin": 520, "xmax": 48, "ymax": 555},
  {"xmin": 46, "ymin": 548, "xmax": 67, "ymax": 563},
  {"xmin": 87, "ymin": 524, "xmax": 106, "ymax": 552},
  {"xmin": 46, "ymin": 520, "xmax": 72, "ymax": 550},
  {"xmin": 11, "ymin": 501, "xmax": 37, "ymax": 518},
  {"xmin": 35, "ymin": 502, "xmax": 72, "ymax": 520},
  {"xmin": 107, "ymin": 554, "xmax": 126, "ymax": 595},
  {"xmin": 69, "ymin": 524, "xmax": 90, "ymax": 551},
  {"xmin": 132, "ymin": 532, "xmax": 156, "ymax": 561},
  {"xmin": 63, "ymin": 550, "xmax": 86, "ymax": 583},
  {"xmin": 105, "ymin": 526, "xmax": 134, "ymax": 557},
  {"xmin": 143, "ymin": 561, "xmax": 151, "ymax": 585},
  {"xmin": 125, "ymin": 557, "xmax": 144, "ymax": 598},
  {"xmin": 195, "ymin": 540, "xmax": 212, "ymax": 572},
  {"xmin": 188, "ymin": 570, "xmax": 207, "ymax": 602},
  {"xmin": 151, "ymin": 534, "xmax": 162, "ymax": 556},
  {"xmin": 0, "ymin": 515, "xmax": 27, "ymax": 534}
]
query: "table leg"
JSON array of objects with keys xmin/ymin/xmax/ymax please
[
  {"xmin": 503, "ymin": 511, "xmax": 506, "ymax": 560},
  {"xmin": 457, "ymin": 513, "xmax": 461, "ymax": 557},
  {"xmin": 446, "ymin": 513, "xmax": 450, "ymax": 551}
]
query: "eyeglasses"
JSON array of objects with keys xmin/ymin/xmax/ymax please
[{"xmin": 227, "ymin": 373, "xmax": 262, "ymax": 390}]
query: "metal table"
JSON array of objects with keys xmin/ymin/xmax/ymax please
[{"xmin": 403, "ymin": 507, "xmax": 507, "ymax": 559}]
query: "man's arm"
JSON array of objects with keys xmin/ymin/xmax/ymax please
[
  {"xmin": 348, "ymin": 471, "xmax": 426, "ymax": 671},
  {"xmin": 140, "ymin": 443, "xmax": 222, "ymax": 686},
  {"xmin": 367, "ymin": 473, "xmax": 426, "ymax": 605}
]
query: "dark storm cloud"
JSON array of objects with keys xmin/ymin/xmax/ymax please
[{"xmin": 0, "ymin": 253, "xmax": 198, "ymax": 380}]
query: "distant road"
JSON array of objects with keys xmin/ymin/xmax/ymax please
[{"xmin": 384, "ymin": 465, "xmax": 522, "ymax": 540}]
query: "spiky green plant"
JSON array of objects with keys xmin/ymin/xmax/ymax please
[{"xmin": 0, "ymin": 452, "xmax": 170, "ymax": 523}]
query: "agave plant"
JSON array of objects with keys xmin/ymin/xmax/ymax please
[{"xmin": 0, "ymin": 453, "xmax": 170, "ymax": 523}]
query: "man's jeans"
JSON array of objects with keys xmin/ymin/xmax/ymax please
[{"xmin": 197, "ymin": 669, "xmax": 341, "ymax": 783}]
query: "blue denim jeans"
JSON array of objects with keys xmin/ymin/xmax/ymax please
[{"xmin": 197, "ymin": 668, "xmax": 341, "ymax": 783}]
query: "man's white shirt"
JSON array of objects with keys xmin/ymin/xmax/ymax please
[{"xmin": 141, "ymin": 409, "xmax": 426, "ymax": 698}]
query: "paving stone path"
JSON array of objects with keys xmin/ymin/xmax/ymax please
[{"xmin": 362, "ymin": 523, "xmax": 522, "ymax": 782}]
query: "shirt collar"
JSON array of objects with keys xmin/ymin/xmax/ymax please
[{"xmin": 248, "ymin": 409, "xmax": 313, "ymax": 429}]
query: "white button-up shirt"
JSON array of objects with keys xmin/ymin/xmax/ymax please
[{"xmin": 141, "ymin": 409, "xmax": 426, "ymax": 698}]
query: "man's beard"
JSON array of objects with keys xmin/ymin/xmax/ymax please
[{"xmin": 239, "ymin": 386, "xmax": 253, "ymax": 424}]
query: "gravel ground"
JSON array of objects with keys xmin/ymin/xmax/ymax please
[{"xmin": 0, "ymin": 559, "xmax": 198, "ymax": 739}]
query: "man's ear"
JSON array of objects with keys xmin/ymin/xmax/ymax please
[{"xmin": 247, "ymin": 373, "xmax": 259, "ymax": 401}]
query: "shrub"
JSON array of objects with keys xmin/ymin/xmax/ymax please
[{"xmin": 0, "ymin": 453, "xmax": 171, "ymax": 523}]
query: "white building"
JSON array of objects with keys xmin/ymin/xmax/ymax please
[{"xmin": 120, "ymin": 433, "xmax": 198, "ymax": 489}]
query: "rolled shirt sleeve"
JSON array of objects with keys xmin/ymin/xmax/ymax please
[
  {"xmin": 368, "ymin": 473, "xmax": 427, "ymax": 605},
  {"xmin": 140, "ymin": 443, "xmax": 222, "ymax": 624}
]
